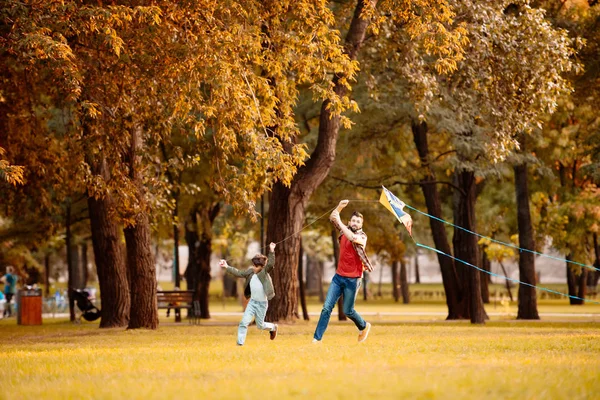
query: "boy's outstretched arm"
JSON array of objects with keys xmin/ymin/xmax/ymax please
[
  {"xmin": 219, "ymin": 260, "xmax": 250, "ymax": 278},
  {"xmin": 265, "ymin": 242, "xmax": 276, "ymax": 273}
]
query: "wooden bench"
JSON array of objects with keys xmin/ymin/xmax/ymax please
[{"xmin": 157, "ymin": 290, "xmax": 199, "ymax": 324}]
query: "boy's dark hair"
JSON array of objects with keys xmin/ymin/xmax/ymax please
[
  {"xmin": 351, "ymin": 211, "xmax": 364, "ymax": 220},
  {"xmin": 252, "ymin": 254, "xmax": 268, "ymax": 267}
]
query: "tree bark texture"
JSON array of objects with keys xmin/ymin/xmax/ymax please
[
  {"xmin": 514, "ymin": 149, "xmax": 539, "ymax": 319},
  {"xmin": 453, "ymin": 169, "xmax": 486, "ymax": 324},
  {"xmin": 123, "ymin": 127, "xmax": 158, "ymax": 329},
  {"xmin": 88, "ymin": 188, "xmax": 130, "ymax": 328},
  {"xmin": 124, "ymin": 212, "xmax": 158, "ymax": 329}
]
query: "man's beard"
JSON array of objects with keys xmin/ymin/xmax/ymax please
[{"xmin": 348, "ymin": 224, "xmax": 359, "ymax": 233}]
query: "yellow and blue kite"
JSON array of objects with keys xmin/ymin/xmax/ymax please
[{"xmin": 379, "ymin": 185, "xmax": 413, "ymax": 238}]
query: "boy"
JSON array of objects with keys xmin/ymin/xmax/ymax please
[{"xmin": 219, "ymin": 242, "xmax": 278, "ymax": 346}]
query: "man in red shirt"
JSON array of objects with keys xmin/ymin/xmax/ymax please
[{"xmin": 312, "ymin": 200, "xmax": 374, "ymax": 343}]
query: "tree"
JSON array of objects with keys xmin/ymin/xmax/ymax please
[{"xmin": 267, "ymin": 0, "xmax": 467, "ymax": 322}]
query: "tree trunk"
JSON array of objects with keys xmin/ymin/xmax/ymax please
[
  {"xmin": 400, "ymin": 258, "xmax": 410, "ymax": 304},
  {"xmin": 185, "ymin": 203, "xmax": 220, "ymax": 319},
  {"xmin": 44, "ymin": 253, "xmax": 50, "ymax": 297},
  {"xmin": 81, "ymin": 242, "xmax": 89, "ymax": 287},
  {"xmin": 66, "ymin": 204, "xmax": 75, "ymax": 322},
  {"xmin": 480, "ymin": 246, "xmax": 490, "ymax": 304},
  {"xmin": 566, "ymin": 254, "xmax": 587, "ymax": 305},
  {"xmin": 411, "ymin": 120, "xmax": 463, "ymax": 319},
  {"xmin": 392, "ymin": 260, "xmax": 400, "ymax": 302},
  {"xmin": 124, "ymin": 212, "xmax": 158, "ymax": 329},
  {"xmin": 453, "ymin": 168, "xmax": 486, "ymax": 324},
  {"xmin": 266, "ymin": 0, "xmax": 376, "ymax": 322},
  {"xmin": 514, "ymin": 147, "xmax": 539, "ymax": 319},
  {"xmin": 591, "ymin": 234, "xmax": 600, "ymax": 294},
  {"xmin": 499, "ymin": 262, "xmax": 514, "ymax": 302},
  {"xmin": 123, "ymin": 127, "xmax": 158, "ymax": 329},
  {"xmin": 414, "ymin": 253, "xmax": 421, "ymax": 284},
  {"xmin": 298, "ymin": 241, "xmax": 309, "ymax": 320},
  {"xmin": 173, "ymin": 199, "xmax": 181, "ymax": 289},
  {"xmin": 88, "ymin": 191, "xmax": 130, "ymax": 328}
]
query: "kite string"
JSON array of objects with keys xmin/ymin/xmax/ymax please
[
  {"xmin": 416, "ymin": 243, "xmax": 600, "ymax": 305},
  {"xmin": 349, "ymin": 199, "xmax": 600, "ymax": 273},
  {"xmin": 348, "ymin": 197, "xmax": 600, "ymax": 304},
  {"xmin": 220, "ymin": 197, "xmax": 600, "ymax": 305},
  {"xmin": 221, "ymin": 205, "xmax": 337, "ymax": 265}
]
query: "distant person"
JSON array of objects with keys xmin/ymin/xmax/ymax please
[
  {"xmin": 2, "ymin": 266, "xmax": 18, "ymax": 317},
  {"xmin": 219, "ymin": 242, "xmax": 278, "ymax": 346},
  {"xmin": 313, "ymin": 200, "xmax": 373, "ymax": 343},
  {"xmin": 0, "ymin": 289, "xmax": 5, "ymax": 319}
]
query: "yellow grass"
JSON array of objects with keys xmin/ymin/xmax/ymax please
[{"xmin": 1, "ymin": 316, "xmax": 599, "ymax": 399}]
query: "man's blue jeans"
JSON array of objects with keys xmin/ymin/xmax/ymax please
[{"xmin": 313, "ymin": 273, "xmax": 366, "ymax": 341}]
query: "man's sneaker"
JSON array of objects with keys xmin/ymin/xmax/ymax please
[
  {"xmin": 270, "ymin": 324, "xmax": 278, "ymax": 340},
  {"xmin": 358, "ymin": 322, "xmax": 371, "ymax": 343},
  {"xmin": 312, "ymin": 338, "xmax": 321, "ymax": 344}
]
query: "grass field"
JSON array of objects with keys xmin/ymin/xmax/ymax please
[{"xmin": 1, "ymin": 310, "xmax": 599, "ymax": 399}]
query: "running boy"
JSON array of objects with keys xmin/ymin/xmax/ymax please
[{"xmin": 219, "ymin": 242, "xmax": 278, "ymax": 346}]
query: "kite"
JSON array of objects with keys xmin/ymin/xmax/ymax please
[{"xmin": 379, "ymin": 185, "xmax": 413, "ymax": 238}]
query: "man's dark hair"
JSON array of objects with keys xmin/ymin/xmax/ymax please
[
  {"xmin": 351, "ymin": 211, "xmax": 364, "ymax": 220},
  {"xmin": 251, "ymin": 254, "xmax": 268, "ymax": 267}
]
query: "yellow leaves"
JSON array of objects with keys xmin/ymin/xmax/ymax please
[
  {"xmin": 0, "ymin": 147, "xmax": 25, "ymax": 186},
  {"xmin": 81, "ymin": 101, "xmax": 101, "ymax": 119},
  {"xmin": 479, "ymin": 238, "xmax": 516, "ymax": 262}
]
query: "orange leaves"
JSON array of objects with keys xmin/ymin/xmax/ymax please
[{"xmin": 0, "ymin": 148, "xmax": 25, "ymax": 186}]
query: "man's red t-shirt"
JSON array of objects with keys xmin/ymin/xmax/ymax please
[{"xmin": 337, "ymin": 235, "xmax": 364, "ymax": 278}]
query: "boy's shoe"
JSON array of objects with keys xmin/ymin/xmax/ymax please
[
  {"xmin": 358, "ymin": 322, "xmax": 371, "ymax": 343},
  {"xmin": 311, "ymin": 338, "xmax": 321, "ymax": 344},
  {"xmin": 270, "ymin": 324, "xmax": 278, "ymax": 340}
]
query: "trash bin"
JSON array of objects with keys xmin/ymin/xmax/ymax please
[{"xmin": 17, "ymin": 288, "xmax": 42, "ymax": 325}]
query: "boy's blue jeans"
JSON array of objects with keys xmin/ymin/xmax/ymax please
[
  {"xmin": 313, "ymin": 273, "xmax": 366, "ymax": 341},
  {"xmin": 237, "ymin": 299, "xmax": 275, "ymax": 345}
]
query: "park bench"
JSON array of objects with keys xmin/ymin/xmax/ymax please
[{"xmin": 157, "ymin": 290, "xmax": 200, "ymax": 324}]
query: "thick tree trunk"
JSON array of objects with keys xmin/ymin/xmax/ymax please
[
  {"xmin": 123, "ymin": 127, "xmax": 158, "ymax": 329},
  {"xmin": 392, "ymin": 260, "xmax": 400, "ymax": 302},
  {"xmin": 411, "ymin": 120, "xmax": 463, "ymax": 319},
  {"xmin": 124, "ymin": 213, "xmax": 158, "ymax": 329},
  {"xmin": 400, "ymin": 258, "xmax": 410, "ymax": 304},
  {"xmin": 88, "ymin": 191, "xmax": 130, "ymax": 328},
  {"xmin": 514, "ymin": 150, "xmax": 539, "ymax": 319},
  {"xmin": 453, "ymin": 169, "xmax": 486, "ymax": 324},
  {"xmin": 266, "ymin": 0, "xmax": 376, "ymax": 322},
  {"xmin": 298, "ymin": 241, "xmax": 309, "ymax": 320}
]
